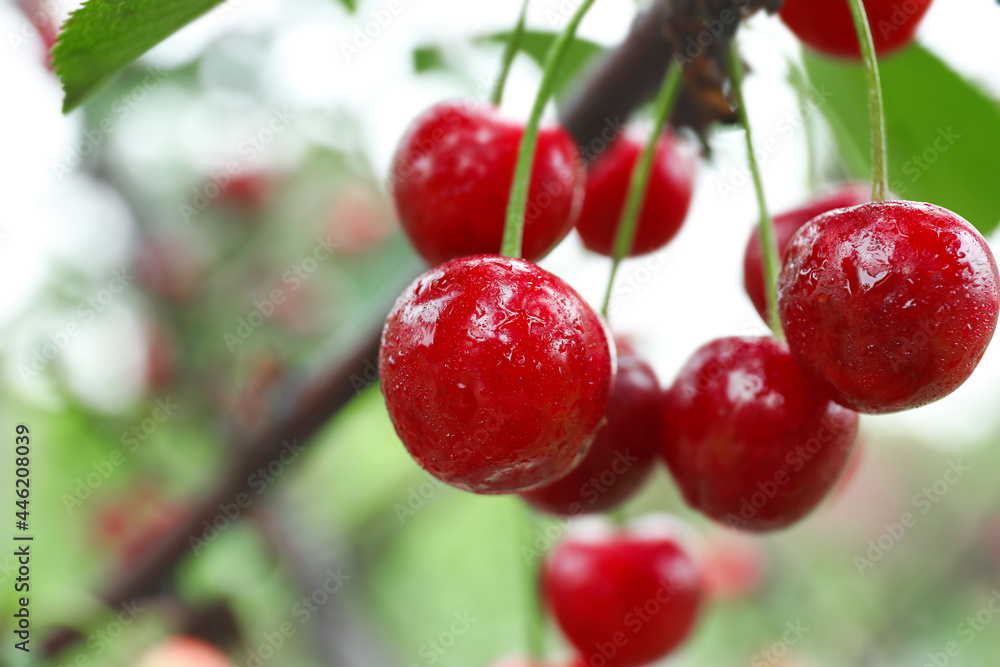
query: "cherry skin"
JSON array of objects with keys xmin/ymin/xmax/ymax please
[
  {"xmin": 575, "ymin": 133, "xmax": 695, "ymax": 257},
  {"xmin": 743, "ymin": 184, "xmax": 870, "ymax": 322},
  {"xmin": 662, "ymin": 337, "xmax": 859, "ymax": 531},
  {"xmin": 379, "ymin": 255, "xmax": 614, "ymax": 494},
  {"xmin": 390, "ymin": 101, "xmax": 583, "ymax": 266},
  {"xmin": 521, "ymin": 340, "xmax": 660, "ymax": 515},
  {"xmin": 778, "ymin": 201, "xmax": 1000, "ymax": 414},
  {"xmin": 780, "ymin": 0, "xmax": 934, "ymax": 59},
  {"xmin": 543, "ymin": 516, "xmax": 702, "ymax": 667}
]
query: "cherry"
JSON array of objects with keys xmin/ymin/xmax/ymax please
[
  {"xmin": 137, "ymin": 636, "xmax": 231, "ymax": 667},
  {"xmin": 390, "ymin": 101, "xmax": 583, "ymax": 266},
  {"xmin": 521, "ymin": 340, "xmax": 660, "ymax": 515},
  {"xmin": 379, "ymin": 255, "xmax": 614, "ymax": 494},
  {"xmin": 699, "ymin": 530, "xmax": 767, "ymax": 600},
  {"xmin": 778, "ymin": 201, "xmax": 1000, "ymax": 414},
  {"xmin": 662, "ymin": 337, "xmax": 858, "ymax": 531},
  {"xmin": 780, "ymin": 0, "xmax": 934, "ymax": 59},
  {"xmin": 743, "ymin": 184, "xmax": 870, "ymax": 322},
  {"xmin": 543, "ymin": 516, "xmax": 702, "ymax": 667},
  {"xmin": 575, "ymin": 133, "xmax": 695, "ymax": 257}
]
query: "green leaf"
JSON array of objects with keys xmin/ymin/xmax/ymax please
[
  {"xmin": 334, "ymin": 0, "xmax": 357, "ymax": 11},
  {"xmin": 53, "ymin": 0, "xmax": 227, "ymax": 112},
  {"xmin": 481, "ymin": 29, "xmax": 605, "ymax": 103},
  {"xmin": 804, "ymin": 45, "xmax": 1000, "ymax": 235}
]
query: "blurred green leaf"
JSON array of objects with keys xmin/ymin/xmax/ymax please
[
  {"xmin": 413, "ymin": 45, "xmax": 448, "ymax": 74},
  {"xmin": 805, "ymin": 45, "xmax": 1000, "ymax": 234},
  {"xmin": 53, "ymin": 0, "xmax": 226, "ymax": 112},
  {"xmin": 481, "ymin": 29, "xmax": 605, "ymax": 102},
  {"xmin": 335, "ymin": 0, "xmax": 357, "ymax": 11}
]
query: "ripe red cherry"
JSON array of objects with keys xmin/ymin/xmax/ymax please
[
  {"xmin": 778, "ymin": 201, "xmax": 1000, "ymax": 414},
  {"xmin": 390, "ymin": 102, "xmax": 583, "ymax": 266},
  {"xmin": 780, "ymin": 0, "xmax": 933, "ymax": 58},
  {"xmin": 575, "ymin": 133, "xmax": 695, "ymax": 257},
  {"xmin": 543, "ymin": 516, "xmax": 702, "ymax": 667},
  {"xmin": 521, "ymin": 340, "xmax": 660, "ymax": 515},
  {"xmin": 743, "ymin": 184, "xmax": 870, "ymax": 322},
  {"xmin": 662, "ymin": 337, "xmax": 858, "ymax": 531},
  {"xmin": 379, "ymin": 255, "xmax": 614, "ymax": 494}
]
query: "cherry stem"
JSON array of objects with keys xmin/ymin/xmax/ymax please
[
  {"xmin": 726, "ymin": 42, "xmax": 784, "ymax": 339},
  {"xmin": 846, "ymin": 0, "xmax": 888, "ymax": 201},
  {"xmin": 501, "ymin": 0, "xmax": 598, "ymax": 259},
  {"xmin": 600, "ymin": 63, "xmax": 683, "ymax": 318},
  {"xmin": 491, "ymin": 0, "xmax": 531, "ymax": 107},
  {"xmin": 520, "ymin": 502, "xmax": 546, "ymax": 661}
]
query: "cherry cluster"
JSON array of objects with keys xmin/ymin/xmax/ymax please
[{"xmin": 377, "ymin": 2, "xmax": 998, "ymax": 664}]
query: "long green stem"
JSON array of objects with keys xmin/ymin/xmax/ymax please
[
  {"xmin": 520, "ymin": 502, "xmax": 546, "ymax": 661},
  {"xmin": 727, "ymin": 42, "xmax": 784, "ymax": 339},
  {"xmin": 501, "ymin": 0, "xmax": 597, "ymax": 258},
  {"xmin": 492, "ymin": 0, "xmax": 531, "ymax": 106},
  {"xmin": 600, "ymin": 64, "xmax": 684, "ymax": 318},
  {"xmin": 846, "ymin": 0, "xmax": 888, "ymax": 201}
]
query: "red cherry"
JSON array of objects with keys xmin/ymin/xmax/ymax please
[
  {"xmin": 390, "ymin": 102, "xmax": 583, "ymax": 265},
  {"xmin": 575, "ymin": 133, "xmax": 695, "ymax": 257},
  {"xmin": 743, "ymin": 184, "xmax": 870, "ymax": 321},
  {"xmin": 379, "ymin": 255, "xmax": 614, "ymax": 494},
  {"xmin": 543, "ymin": 516, "xmax": 702, "ymax": 667},
  {"xmin": 137, "ymin": 636, "xmax": 231, "ymax": 667},
  {"xmin": 662, "ymin": 337, "xmax": 858, "ymax": 531},
  {"xmin": 780, "ymin": 0, "xmax": 934, "ymax": 59},
  {"xmin": 521, "ymin": 340, "xmax": 660, "ymax": 515},
  {"xmin": 778, "ymin": 201, "xmax": 1000, "ymax": 414}
]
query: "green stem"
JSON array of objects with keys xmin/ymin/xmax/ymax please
[
  {"xmin": 727, "ymin": 42, "xmax": 784, "ymax": 339},
  {"xmin": 600, "ymin": 64, "xmax": 684, "ymax": 318},
  {"xmin": 519, "ymin": 502, "xmax": 546, "ymax": 661},
  {"xmin": 846, "ymin": 0, "xmax": 888, "ymax": 201},
  {"xmin": 491, "ymin": 0, "xmax": 531, "ymax": 106},
  {"xmin": 501, "ymin": 0, "xmax": 597, "ymax": 259}
]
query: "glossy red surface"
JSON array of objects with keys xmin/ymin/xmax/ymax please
[
  {"xmin": 662, "ymin": 337, "xmax": 858, "ymax": 531},
  {"xmin": 780, "ymin": 0, "xmax": 933, "ymax": 58},
  {"xmin": 743, "ymin": 184, "xmax": 870, "ymax": 321},
  {"xmin": 379, "ymin": 255, "xmax": 614, "ymax": 494},
  {"xmin": 390, "ymin": 101, "xmax": 583, "ymax": 265},
  {"xmin": 575, "ymin": 134, "xmax": 694, "ymax": 257},
  {"xmin": 543, "ymin": 517, "xmax": 701, "ymax": 667},
  {"xmin": 778, "ymin": 201, "xmax": 1000, "ymax": 414},
  {"xmin": 521, "ymin": 341, "xmax": 660, "ymax": 515}
]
